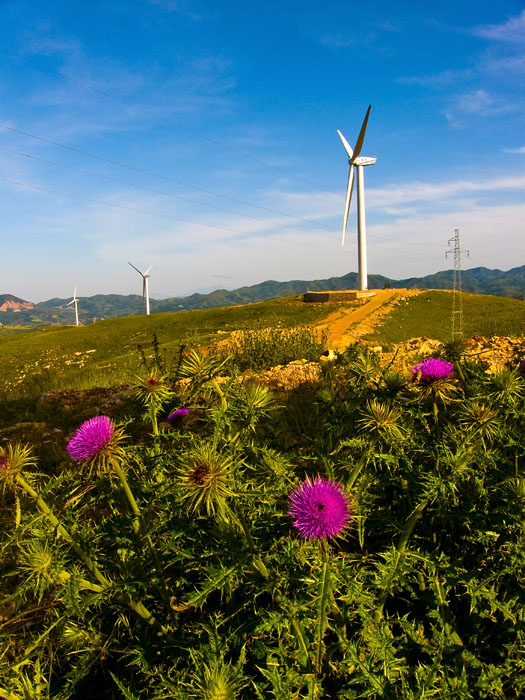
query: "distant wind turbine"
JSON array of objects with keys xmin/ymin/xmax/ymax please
[
  {"xmin": 128, "ymin": 262, "xmax": 154, "ymax": 315},
  {"xmin": 66, "ymin": 284, "xmax": 80, "ymax": 326},
  {"xmin": 337, "ymin": 105, "xmax": 376, "ymax": 291}
]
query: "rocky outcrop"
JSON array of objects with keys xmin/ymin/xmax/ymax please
[{"xmin": 0, "ymin": 299, "xmax": 34, "ymax": 312}]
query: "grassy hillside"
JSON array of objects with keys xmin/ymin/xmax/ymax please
[
  {"xmin": 368, "ymin": 291, "xmax": 525, "ymax": 343},
  {"xmin": 1, "ymin": 265, "xmax": 523, "ymax": 327},
  {"xmin": 1, "ymin": 292, "xmax": 523, "ymax": 405},
  {"xmin": 0, "ymin": 297, "xmax": 341, "ymax": 396}
]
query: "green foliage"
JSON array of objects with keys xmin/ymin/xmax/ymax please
[
  {"xmin": 0, "ymin": 341, "xmax": 524, "ymax": 699},
  {"xmin": 213, "ymin": 325, "xmax": 328, "ymax": 371},
  {"xmin": 0, "ymin": 298, "xmax": 334, "ymax": 419},
  {"xmin": 369, "ymin": 291, "xmax": 525, "ymax": 343}
]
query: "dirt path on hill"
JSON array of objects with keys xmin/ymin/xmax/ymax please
[{"xmin": 316, "ymin": 289, "xmax": 422, "ymax": 351}]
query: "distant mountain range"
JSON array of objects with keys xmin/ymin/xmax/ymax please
[{"xmin": 1, "ymin": 265, "xmax": 523, "ymax": 327}]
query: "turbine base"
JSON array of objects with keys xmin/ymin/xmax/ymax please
[{"xmin": 303, "ymin": 290, "xmax": 376, "ymax": 303}]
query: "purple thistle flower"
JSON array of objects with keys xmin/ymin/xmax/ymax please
[
  {"xmin": 289, "ymin": 477, "xmax": 351, "ymax": 540},
  {"xmin": 518, "ymin": 358, "xmax": 525, "ymax": 374},
  {"xmin": 67, "ymin": 416, "xmax": 115, "ymax": 461},
  {"xmin": 166, "ymin": 407, "xmax": 189, "ymax": 425},
  {"xmin": 412, "ymin": 357, "xmax": 454, "ymax": 383}
]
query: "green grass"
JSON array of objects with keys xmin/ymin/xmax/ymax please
[
  {"xmin": 2, "ymin": 291, "xmax": 523, "ymax": 407},
  {"xmin": 367, "ymin": 291, "xmax": 525, "ymax": 343},
  {"xmin": 0, "ymin": 297, "xmax": 342, "ymax": 396}
]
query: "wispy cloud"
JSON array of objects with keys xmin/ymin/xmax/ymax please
[
  {"xmin": 444, "ymin": 89, "xmax": 516, "ymax": 126},
  {"xmin": 367, "ymin": 175, "xmax": 525, "ymax": 208},
  {"xmin": 503, "ymin": 146, "xmax": 525, "ymax": 154},
  {"xmin": 147, "ymin": 0, "xmax": 211, "ymax": 22},
  {"xmin": 473, "ymin": 10, "xmax": 525, "ymax": 43},
  {"xmin": 398, "ymin": 10, "xmax": 525, "ymax": 128},
  {"xmin": 321, "ymin": 19, "xmax": 402, "ymax": 49},
  {"xmin": 396, "ymin": 68, "xmax": 473, "ymax": 88}
]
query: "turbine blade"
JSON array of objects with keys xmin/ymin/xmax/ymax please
[
  {"xmin": 341, "ymin": 165, "xmax": 355, "ymax": 246},
  {"xmin": 128, "ymin": 261, "xmax": 143, "ymax": 275},
  {"xmin": 337, "ymin": 130, "xmax": 353, "ymax": 159},
  {"xmin": 144, "ymin": 263, "xmax": 155, "ymax": 275},
  {"xmin": 352, "ymin": 104, "xmax": 371, "ymax": 160},
  {"xmin": 66, "ymin": 299, "xmax": 75, "ymax": 306}
]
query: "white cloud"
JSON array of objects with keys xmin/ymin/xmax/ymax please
[
  {"xmin": 444, "ymin": 89, "xmax": 516, "ymax": 126},
  {"xmin": 395, "ymin": 68, "xmax": 473, "ymax": 88},
  {"xmin": 367, "ymin": 176, "xmax": 525, "ymax": 207},
  {"xmin": 503, "ymin": 146, "xmax": 525, "ymax": 154},
  {"xmin": 3, "ymin": 156, "xmax": 524, "ymax": 301},
  {"xmin": 473, "ymin": 10, "xmax": 525, "ymax": 43}
]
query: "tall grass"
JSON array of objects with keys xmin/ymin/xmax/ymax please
[{"xmin": 213, "ymin": 325, "xmax": 329, "ymax": 371}]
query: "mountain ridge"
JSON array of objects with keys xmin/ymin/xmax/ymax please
[{"xmin": 0, "ymin": 265, "xmax": 523, "ymax": 326}]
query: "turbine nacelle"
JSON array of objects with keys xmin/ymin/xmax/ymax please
[{"xmin": 353, "ymin": 156, "xmax": 376, "ymax": 166}]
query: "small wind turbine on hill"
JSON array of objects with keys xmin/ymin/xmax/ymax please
[
  {"xmin": 66, "ymin": 284, "xmax": 80, "ymax": 326},
  {"xmin": 128, "ymin": 262, "xmax": 154, "ymax": 315},
  {"xmin": 337, "ymin": 105, "xmax": 376, "ymax": 291}
]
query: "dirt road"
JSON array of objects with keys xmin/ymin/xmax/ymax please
[{"xmin": 316, "ymin": 289, "xmax": 421, "ymax": 351}]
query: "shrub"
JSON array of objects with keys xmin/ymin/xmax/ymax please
[{"xmin": 213, "ymin": 325, "xmax": 328, "ymax": 371}]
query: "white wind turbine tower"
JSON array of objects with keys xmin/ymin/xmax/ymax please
[
  {"xmin": 128, "ymin": 262, "xmax": 154, "ymax": 315},
  {"xmin": 66, "ymin": 284, "xmax": 80, "ymax": 326},
  {"xmin": 337, "ymin": 104, "xmax": 376, "ymax": 291}
]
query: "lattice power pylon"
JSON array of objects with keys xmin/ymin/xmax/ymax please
[{"xmin": 445, "ymin": 228, "xmax": 469, "ymax": 339}]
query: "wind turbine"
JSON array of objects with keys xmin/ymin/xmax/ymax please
[
  {"xmin": 128, "ymin": 262, "xmax": 154, "ymax": 315},
  {"xmin": 66, "ymin": 284, "xmax": 80, "ymax": 326},
  {"xmin": 337, "ymin": 105, "xmax": 376, "ymax": 291}
]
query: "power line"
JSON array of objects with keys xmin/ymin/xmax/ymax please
[
  {"xmin": 0, "ymin": 176, "xmax": 441, "ymax": 263},
  {"xmin": 0, "ymin": 123, "xmax": 337, "ymax": 231},
  {"xmin": 0, "ymin": 176, "xmax": 345, "ymax": 253},
  {"xmin": 0, "ymin": 146, "xmax": 340, "ymax": 242},
  {"xmin": 0, "ymin": 43, "xmax": 323, "ymax": 189},
  {"xmin": 0, "ymin": 125, "xmax": 447, "ymax": 251}
]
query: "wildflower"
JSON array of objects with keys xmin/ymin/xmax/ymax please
[
  {"xmin": 518, "ymin": 358, "xmax": 525, "ymax": 375},
  {"xmin": 166, "ymin": 407, "xmax": 189, "ymax": 425},
  {"xmin": 412, "ymin": 357, "xmax": 454, "ymax": 383},
  {"xmin": 133, "ymin": 372, "xmax": 174, "ymax": 406},
  {"xmin": 289, "ymin": 477, "xmax": 351, "ymax": 540},
  {"xmin": 0, "ymin": 443, "xmax": 37, "ymax": 494},
  {"xmin": 320, "ymin": 349, "xmax": 337, "ymax": 364},
  {"xmin": 67, "ymin": 416, "xmax": 126, "ymax": 475},
  {"xmin": 176, "ymin": 443, "xmax": 233, "ymax": 515},
  {"xmin": 67, "ymin": 416, "xmax": 114, "ymax": 460}
]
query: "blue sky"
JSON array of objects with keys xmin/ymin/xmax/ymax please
[{"xmin": 1, "ymin": 0, "xmax": 524, "ymax": 302}]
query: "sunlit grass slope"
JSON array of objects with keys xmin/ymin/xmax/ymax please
[
  {"xmin": 1, "ymin": 291, "xmax": 523, "ymax": 400},
  {"xmin": 368, "ymin": 291, "xmax": 525, "ymax": 343},
  {"xmin": 0, "ymin": 297, "xmax": 340, "ymax": 395}
]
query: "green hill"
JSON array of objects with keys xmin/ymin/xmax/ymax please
[
  {"xmin": 1, "ymin": 265, "xmax": 523, "ymax": 327},
  {"xmin": 1, "ymin": 292, "xmax": 523, "ymax": 406}
]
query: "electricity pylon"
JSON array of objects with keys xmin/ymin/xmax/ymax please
[{"xmin": 445, "ymin": 228, "xmax": 469, "ymax": 339}]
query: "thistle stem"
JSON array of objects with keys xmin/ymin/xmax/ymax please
[
  {"xmin": 112, "ymin": 461, "xmax": 142, "ymax": 536},
  {"xmin": 16, "ymin": 474, "xmax": 110, "ymax": 589},
  {"xmin": 314, "ymin": 539, "xmax": 331, "ymax": 676},
  {"xmin": 15, "ymin": 473, "xmax": 162, "ymax": 630},
  {"xmin": 375, "ymin": 498, "xmax": 429, "ymax": 621},
  {"xmin": 431, "ymin": 393, "xmax": 439, "ymax": 426},
  {"xmin": 346, "ymin": 450, "xmax": 370, "ymax": 490},
  {"xmin": 149, "ymin": 404, "xmax": 160, "ymax": 437},
  {"xmin": 111, "ymin": 459, "xmax": 176, "ymax": 621}
]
